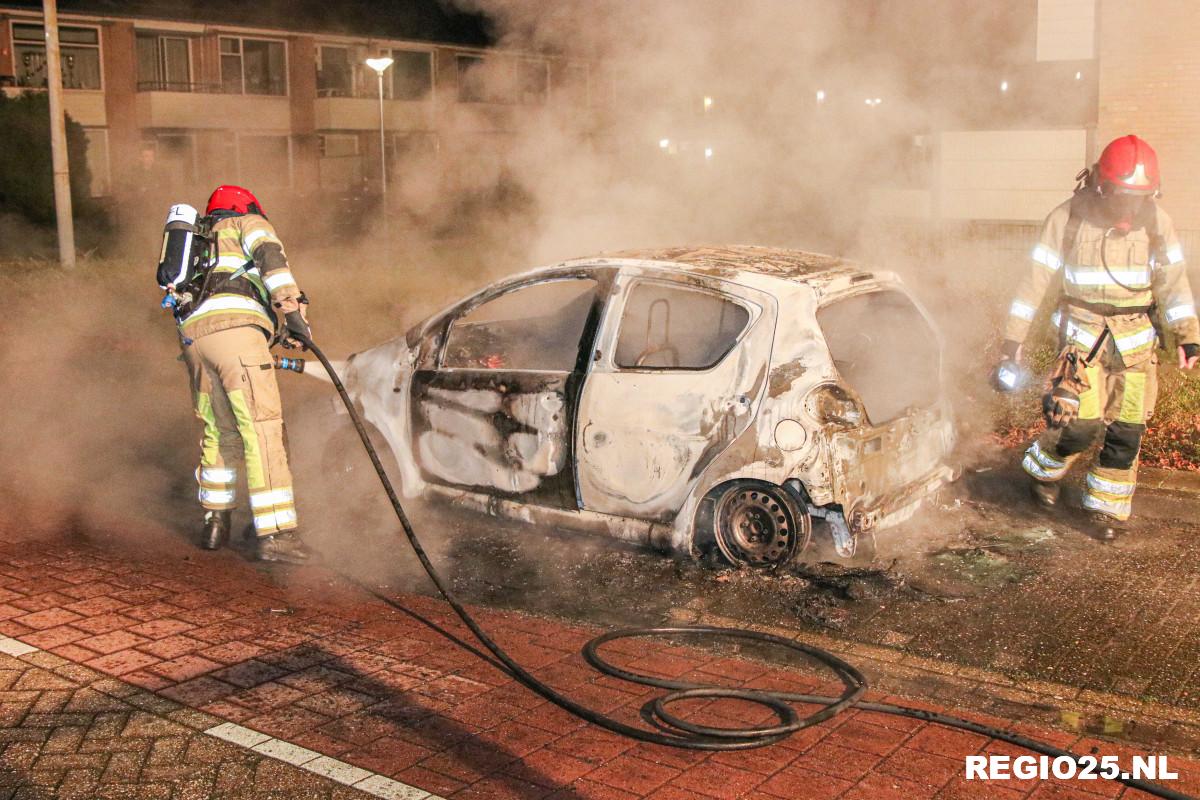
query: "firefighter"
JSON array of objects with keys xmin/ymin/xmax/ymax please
[
  {"xmin": 1000, "ymin": 135, "xmax": 1200, "ymax": 540},
  {"xmin": 175, "ymin": 186, "xmax": 312, "ymax": 563}
]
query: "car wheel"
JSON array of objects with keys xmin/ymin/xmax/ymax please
[{"xmin": 704, "ymin": 481, "xmax": 810, "ymax": 569}]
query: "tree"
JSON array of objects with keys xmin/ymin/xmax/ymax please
[{"xmin": 0, "ymin": 91, "xmax": 94, "ymax": 225}]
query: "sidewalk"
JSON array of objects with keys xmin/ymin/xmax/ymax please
[{"xmin": 0, "ymin": 522, "xmax": 1197, "ymax": 799}]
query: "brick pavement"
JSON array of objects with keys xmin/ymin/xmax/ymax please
[
  {"xmin": 0, "ymin": 639, "xmax": 382, "ymax": 799},
  {"xmin": 0, "ymin": 528, "xmax": 1197, "ymax": 799}
]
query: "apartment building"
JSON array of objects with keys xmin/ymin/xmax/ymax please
[
  {"xmin": 0, "ymin": 4, "xmax": 601, "ymax": 200},
  {"xmin": 871, "ymin": 0, "xmax": 1200, "ymax": 235}
]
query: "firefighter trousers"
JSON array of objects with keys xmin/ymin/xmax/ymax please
[
  {"xmin": 1022, "ymin": 341, "xmax": 1158, "ymax": 521},
  {"xmin": 182, "ymin": 325, "xmax": 298, "ymax": 536}
]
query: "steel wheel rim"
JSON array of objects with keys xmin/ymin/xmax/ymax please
[{"xmin": 715, "ymin": 486, "xmax": 798, "ymax": 567}]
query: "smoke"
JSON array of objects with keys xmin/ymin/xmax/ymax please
[{"xmin": 0, "ymin": 1, "xmax": 1058, "ymax": 569}]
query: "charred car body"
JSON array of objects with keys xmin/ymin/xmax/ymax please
[{"xmin": 335, "ymin": 246, "xmax": 957, "ymax": 567}]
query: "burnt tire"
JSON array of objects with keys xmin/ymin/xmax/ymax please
[{"xmin": 697, "ymin": 481, "xmax": 810, "ymax": 569}]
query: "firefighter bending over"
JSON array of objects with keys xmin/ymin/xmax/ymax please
[
  {"xmin": 157, "ymin": 185, "xmax": 313, "ymax": 563},
  {"xmin": 997, "ymin": 135, "xmax": 1200, "ymax": 540}
]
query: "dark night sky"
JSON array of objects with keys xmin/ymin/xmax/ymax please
[{"xmin": 3, "ymin": 0, "xmax": 493, "ymax": 45}]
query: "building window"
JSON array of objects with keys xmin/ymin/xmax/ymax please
[
  {"xmin": 318, "ymin": 133, "xmax": 361, "ymax": 191},
  {"xmin": 320, "ymin": 133, "xmax": 359, "ymax": 158},
  {"xmin": 220, "ymin": 36, "xmax": 286, "ymax": 95},
  {"xmin": 456, "ymin": 55, "xmax": 486, "ymax": 102},
  {"xmin": 83, "ymin": 128, "xmax": 110, "ymax": 196},
  {"xmin": 517, "ymin": 58, "xmax": 548, "ymax": 104},
  {"xmin": 239, "ymin": 135, "xmax": 292, "ymax": 186},
  {"xmin": 456, "ymin": 54, "xmax": 518, "ymax": 103},
  {"xmin": 390, "ymin": 49, "xmax": 433, "ymax": 101},
  {"xmin": 317, "ymin": 45, "xmax": 352, "ymax": 97},
  {"xmin": 154, "ymin": 134, "xmax": 198, "ymax": 187},
  {"xmin": 136, "ymin": 34, "xmax": 191, "ymax": 91},
  {"xmin": 555, "ymin": 63, "xmax": 589, "ymax": 105},
  {"xmin": 12, "ymin": 22, "xmax": 101, "ymax": 89}
]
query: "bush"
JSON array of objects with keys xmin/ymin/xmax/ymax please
[{"xmin": 0, "ymin": 91, "xmax": 95, "ymax": 226}]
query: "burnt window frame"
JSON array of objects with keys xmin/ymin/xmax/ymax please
[
  {"xmin": 815, "ymin": 286, "xmax": 942, "ymax": 425},
  {"xmin": 610, "ymin": 277, "xmax": 757, "ymax": 373},
  {"xmin": 436, "ymin": 275, "xmax": 605, "ymax": 373}
]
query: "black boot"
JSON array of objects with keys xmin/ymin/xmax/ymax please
[
  {"xmin": 1029, "ymin": 479, "xmax": 1060, "ymax": 509},
  {"xmin": 256, "ymin": 532, "xmax": 312, "ymax": 564},
  {"xmin": 1086, "ymin": 512, "xmax": 1124, "ymax": 543},
  {"xmin": 201, "ymin": 510, "xmax": 231, "ymax": 550}
]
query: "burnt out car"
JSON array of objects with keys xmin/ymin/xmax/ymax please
[{"xmin": 334, "ymin": 246, "xmax": 957, "ymax": 567}]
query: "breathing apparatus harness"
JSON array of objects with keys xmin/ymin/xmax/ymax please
[
  {"xmin": 157, "ymin": 204, "xmax": 303, "ymax": 346},
  {"xmin": 271, "ymin": 328, "xmax": 1191, "ymax": 798}
]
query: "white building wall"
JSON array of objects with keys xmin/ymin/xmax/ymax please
[
  {"xmin": 1037, "ymin": 0, "xmax": 1096, "ymax": 61},
  {"xmin": 936, "ymin": 129, "xmax": 1087, "ymax": 222}
]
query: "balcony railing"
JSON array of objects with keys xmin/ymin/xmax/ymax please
[{"xmin": 136, "ymin": 80, "xmax": 224, "ymax": 93}]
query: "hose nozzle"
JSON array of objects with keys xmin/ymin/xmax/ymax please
[{"xmin": 273, "ymin": 355, "xmax": 305, "ymax": 373}]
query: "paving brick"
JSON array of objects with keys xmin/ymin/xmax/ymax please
[
  {"xmin": 73, "ymin": 613, "xmax": 139, "ymax": 636},
  {"xmin": 21, "ymin": 625, "xmax": 88, "ymax": 650},
  {"xmin": 874, "ymin": 745, "xmax": 962, "ymax": 788},
  {"xmin": 13, "ymin": 668, "xmax": 76, "ymax": 691},
  {"xmin": 245, "ymin": 705, "xmax": 333, "ymax": 740},
  {"xmin": 823, "ymin": 718, "xmax": 912, "ymax": 756},
  {"xmin": 145, "ymin": 654, "xmax": 221, "ymax": 682},
  {"xmin": 64, "ymin": 595, "xmax": 130, "ymax": 617},
  {"xmin": 127, "ymin": 618, "xmax": 196, "ymax": 640},
  {"xmin": 757, "ymin": 764, "xmax": 854, "ymax": 799},
  {"xmin": 548, "ymin": 777, "xmax": 641, "ymax": 799},
  {"xmin": 85, "ymin": 650, "xmax": 161, "ymax": 677},
  {"xmin": 845, "ymin": 770, "xmax": 939, "ymax": 799},
  {"xmin": 585, "ymin": 753, "xmax": 683, "ymax": 795},
  {"xmin": 198, "ymin": 639, "xmax": 268, "ymax": 664},
  {"xmin": 78, "ymin": 631, "xmax": 150, "ymax": 655},
  {"xmin": 547, "ymin": 727, "xmax": 634, "ymax": 765},
  {"xmin": 15, "ymin": 608, "xmax": 84, "ymax": 630},
  {"xmin": 211, "ymin": 658, "xmax": 287, "ymax": 688},
  {"xmin": 504, "ymin": 745, "xmax": 596, "ymax": 787},
  {"xmin": 906, "ymin": 725, "xmax": 990, "ymax": 758},
  {"xmin": 50, "ymin": 644, "xmax": 102, "ymax": 663},
  {"xmin": 136, "ymin": 633, "xmax": 205, "ymax": 660}
]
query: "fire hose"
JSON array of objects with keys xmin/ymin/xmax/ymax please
[{"xmin": 290, "ymin": 332, "xmax": 1193, "ymax": 800}]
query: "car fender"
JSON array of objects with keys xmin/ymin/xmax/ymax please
[{"xmin": 343, "ymin": 337, "xmax": 427, "ymax": 499}]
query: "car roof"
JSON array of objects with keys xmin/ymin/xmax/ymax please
[{"xmin": 562, "ymin": 245, "xmax": 863, "ymax": 285}]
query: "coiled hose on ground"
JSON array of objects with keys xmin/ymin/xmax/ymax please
[{"xmin": 294, "ymin": 333, "xmax": 1192, "ymax": 800}]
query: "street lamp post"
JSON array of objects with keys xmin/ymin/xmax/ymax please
[{"xmin": 365, "ymin": 57, "xmax": 394, "ymax": 215}]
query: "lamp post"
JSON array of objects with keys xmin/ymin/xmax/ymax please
[{"xmin": 365, "ymin": 57, "xmax": 394, "ymax": 213}]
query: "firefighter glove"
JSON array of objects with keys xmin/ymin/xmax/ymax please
[
  {"xmin": 1180, "ymin": 343, "xmax": 1200, "ymax": 370},
  {"xmin": 283, "ymin": 307, "xmax": 311, "ymax": 350},
  {"xmin": 1043, "ymin": 386, "xmax": 1081, "ymax": 429},
  {"xmin": 1042, "ymin": 347, "xmax": 1091, "ymax": 429}
]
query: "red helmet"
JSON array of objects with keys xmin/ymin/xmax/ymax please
[
  {"xmin": 205, "ymin": 185, "xmax": 265, "ymax": 216},
  {"xmin": 1096, "ymin": 135, "xmax": 1160, "ymax": 195}
]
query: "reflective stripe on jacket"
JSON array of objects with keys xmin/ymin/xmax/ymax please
[
  {"xmin": 180, "ymin": 214, "xmax": 302, "ymax": 341},
  {"xmin": 1004, "ymin": 199, "xmax": 1200, "ymax": 365}
]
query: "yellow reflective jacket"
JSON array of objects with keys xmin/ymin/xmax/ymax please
[
  {"xmin": 179, "ymin": 213, "xmax": 302, "ymax": 341},
  {"xmin": 1005, "ymin": 198, "xmax": 1200, "ymax": 366}
]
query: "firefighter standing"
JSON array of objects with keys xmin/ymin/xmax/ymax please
[
  {"xmin": 169, "ymin": 186, "xmax": 312, "ymax": 563},
  {"xmin": 1000, "ymin": 135, "xmax": 1200, "ymax": 539}
]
